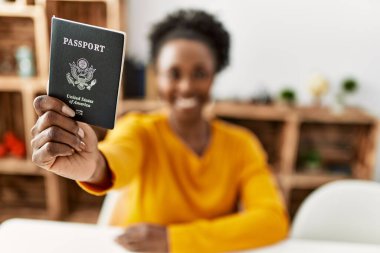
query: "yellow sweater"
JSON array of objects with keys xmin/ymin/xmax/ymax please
[{"xmin": 79, "ymin": 113, "xmax": 288, "ymax": 253}]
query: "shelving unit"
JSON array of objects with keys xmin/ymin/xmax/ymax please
[
  {"xmin": 214, "ymin": 102, "xmax": 378, "ymax": 217},
  {"xmin": 0, "ymin": 3, "xmax": 54, "ymax": 221},
  {"xmin": 0, "ymin": 0, "xmax": 126, "ymax": 223}
]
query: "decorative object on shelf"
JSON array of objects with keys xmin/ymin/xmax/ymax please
[
  {"xmin": 342, "ymin": 78, "xmax": 359, "ymax": 93},
  {"xmin": 333, "ymin": 78, "xmax": 359, "ymax": 114},
  {"xmin": 250, "ymin": 89, "xmax": 273, "ymax": 105},
  {"xmin": 0, "ymin": 143, "xmax": 6, "ymax": 157},
  {"xmin": 15, "ymin": 45, "xmax": 35, "ymax": 77},
  {"xmin": 328, "ymin": 164, "xmax": 351, "ymax": 176},
  {"xmin": 300, "ymin": 149, "xmax": 322, "ymax": 173},
  {"xmin": 0, "ymin": 49, "xmax": 15, "ymax": 75},
  {"xmin": 278, "ymin": 88, "xmax": 297, "ymax": 106},
  {"xmin": 1, "ymin": 131, "xmax": 26, "ymax": 158},
  {"xmin": 308, "ymin": 74, "xmax": 329, "ymax": 106}
]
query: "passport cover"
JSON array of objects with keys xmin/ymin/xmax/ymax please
[{"xmin": 48, "ymin": 17, "xmax": 126, "ymax": 129}]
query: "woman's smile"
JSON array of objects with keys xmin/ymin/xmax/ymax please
[{"xmin": 174, "ymin": 96, "xmax": 199, "ymax": 110}]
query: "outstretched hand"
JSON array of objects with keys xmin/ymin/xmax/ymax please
[
  {"xmin": 115, "ymin": 223, "xmax": 169, "ymax": 252},
  {"xmin": 31, "ymin": 95, "xmax": 102, "ymax": 182}
]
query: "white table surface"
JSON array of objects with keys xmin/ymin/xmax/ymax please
[
  {"xmin": 1, "ymin": 218, "xmax": 380, "ymax": 253},
  {"xmin": 247, "ymin": 239, "xmax": 380, "ymax": 253},
  {"xmin": 0, "ymin": 219, "xmax": 128, "ymax": 253}
]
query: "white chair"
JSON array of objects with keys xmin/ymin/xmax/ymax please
[
  {"xmin": 97, "ymin": 190, "xmax": 122, "ymax": 226},
  {"xmin": 291, "ymin": 180, "xmax": 380, "ymax": 245}
]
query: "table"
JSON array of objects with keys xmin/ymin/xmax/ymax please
[
  {"xmin": 1, "ymin": 219, "xmax": 380, "ymax": 253},
  {"xmin": 248, "ymin": 239, "xmax": 380, "ymax": 253},
  {"xmin": 0, "ymin": 219, "xmax": 127, "ymax": 253}
]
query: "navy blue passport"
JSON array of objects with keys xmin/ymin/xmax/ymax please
[{"xmin": 48, "ymin": 17, "xmax": 126, "ymax": 129}]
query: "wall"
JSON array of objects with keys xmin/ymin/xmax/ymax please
[{"xmin": 126, "ymin": 0, "xmax": 380, "ymax": 180}]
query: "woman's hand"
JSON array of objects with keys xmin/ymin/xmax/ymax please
[
  {"xmin": 31, "ymin": 95, "xmax": 104, "ymax": 182},
  {"xmin": 115, "ymin": 223, "xmax": 169, "ymax": 252}
]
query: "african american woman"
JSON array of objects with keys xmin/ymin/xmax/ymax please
[{"xmin": 31, "ymin": 9, "xmax": 288, "ymax": 253}]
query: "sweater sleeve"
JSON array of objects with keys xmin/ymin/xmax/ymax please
[
  {"xmin": 168, "ymin": 135, "xmax": 289, "ymax": 253},
  {"xmin": 77, "ymin": 114, "xmax": 146, "ymax": 196}
]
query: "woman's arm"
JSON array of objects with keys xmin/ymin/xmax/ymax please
[
  {"xmin": 77, "ymin": 112, "xmax": 146, "ymax": 195},
  {"xmin": 168, "ymin": 165, "xmax": 289, "ymax": 253},
  {"xmin": 115, "ymin": 162, "xmax": 288, "ymax": 253}
]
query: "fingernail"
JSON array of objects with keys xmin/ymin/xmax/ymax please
[
  {"xmin": 80, "ymin": 141, "xmax": 86, "ymax": 150},
  {"xmin": 78, "ymin": 128, "xmax": 85, "ymax": 139},
  {"xmin": 62, "ymin": 105, "xmax": 75, "ymax": 117}
]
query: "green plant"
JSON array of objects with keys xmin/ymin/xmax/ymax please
[
  {"xmin": 279, "ymin": 88, "xmax": 296, "ymax": 104},
  {"xmin": 342, "ymin": 78, "xmax": 358, "ymax": 94}
]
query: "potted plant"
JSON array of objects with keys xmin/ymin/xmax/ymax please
[
  {"xmin": 334, "ymin": 78, "xmax": 359, "ymax": 113},
  {"xmin": 278, "ymin": 88, "xmax": 297, "ymax": 106}
]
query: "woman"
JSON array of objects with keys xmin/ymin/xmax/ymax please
[{"xmin": 31, "ymin": 9, "xmax": 288, "ymax": 253}]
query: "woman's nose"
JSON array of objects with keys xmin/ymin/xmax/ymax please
[{"xmin": 177, "ymin": 78, "xmax": 193, "ymax": 95}]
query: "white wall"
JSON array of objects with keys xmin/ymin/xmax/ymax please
[{"xmin": 126, "ymin": 0, "xmax": 380, "ymax": 180}]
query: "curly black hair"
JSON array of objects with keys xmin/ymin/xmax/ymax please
[{"xmin": 149, "ymin": 9, "xmax": 230, "ymax": 73}]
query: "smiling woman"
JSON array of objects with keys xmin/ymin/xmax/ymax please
[{"xmin": 30, "ymin": 9, "xmax": 288, "ymax": 253}]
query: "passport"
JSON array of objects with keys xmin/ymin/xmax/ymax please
[{"xmin": 48, "ymin": 17, "xmax": 126, "ymax": 129}]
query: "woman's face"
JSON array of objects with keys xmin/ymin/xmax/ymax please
[{"xmin": 156, "ymin": 39, "xmax": 216, "ymax": 124}]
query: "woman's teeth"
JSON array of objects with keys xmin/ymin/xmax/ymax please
[{"xmin": 175, "ymin": 97, "xmax": 198, "ymax": 109}]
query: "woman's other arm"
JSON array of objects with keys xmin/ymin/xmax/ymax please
[{"xmin": 167, "ymin": 136, "xmax": 289, "ymax": 253}]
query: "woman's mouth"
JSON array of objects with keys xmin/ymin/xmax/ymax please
[{"xmin": 175, "ymin": 97, "xmax": 198, "ymax": 109}]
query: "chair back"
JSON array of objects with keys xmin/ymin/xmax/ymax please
[
  {"xmin": 291, "ymin": 180, "xmax": 380, "ymax": 245},
  {"xmin": 97, "ymin": 190, "xmax": 122, "ymax": 226}
]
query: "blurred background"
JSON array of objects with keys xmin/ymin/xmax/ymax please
[{"xmin": 0, "ymin": 0, "xmax": 379, "ymax": 223}]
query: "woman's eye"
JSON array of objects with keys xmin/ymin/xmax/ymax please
[
  {"xmin": 168, "ymin": 69, "xmax": 180, "ymax": 80},
  {"xmin": 193, "ymin": 69, "xmax": 208, "ymax": 79}
]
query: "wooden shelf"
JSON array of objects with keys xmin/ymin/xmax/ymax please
[
  {"xmin": 0, "ymin": 0, "xmax": 125, "ymax": 223},
  {"xmin": 213, "ymin": 102, "xmax": 294, "ymax": 121},
  {"xmin": 0, "ymin": 0, "xmax": 31, "ymax": 6},
  {"xmin": 0, "ymin": 5, "xmax": 42, "ymax": 17},
  {"xmin": 297, "ymin": 106, "xmax": 376, "ymax": 125},
  {"xmin": 0, "ymin": 76, "xmax": 46, "ymax": 93},
  {"xmin": 0, "ymin": 205, "xmax": 100, "ymax": 224},
  {"xmin": 0, "ymin": 3, "xmax": 58, "ymax": 220},
  {"xmin": 0, "ymin": 157, "xmax": 43, "ymax": 175},
  {"xmin": 0, "ymin": 207, "xmax": 48, "ymax": 223},
  {"xmin": 282, "ymin": 173, "xmax": 351, "ymax": 189}
]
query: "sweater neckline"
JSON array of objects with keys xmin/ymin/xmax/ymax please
[{"xmin": 161, "ymin": 115, "xmax": 216, "ymax": 163}]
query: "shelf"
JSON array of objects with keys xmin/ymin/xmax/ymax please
[
  {"xmin": 282, "ymin": 173, "xmax": 351, "ymax": 189},
  {"xmin": 0, "ymin": 204, "xmax": 100, "ymax": 224},
  {"xmin": 0, "ymin": 206, "xmax": 48, "ymax": 223},
  {"xmin": 0, "ymin": 157, "xmax": 43, "ymax": 175},
  {"xmin": 213, "ymin": 102, "xmax": 294, "ymax": 121},
  {"xmin": 0, "ymin": 76, "xmax": 46, "ymax": 93},
  {"xmin": 297, "ymin": 106, "xmax": 376, "ymax": 125},
  {"xmin": 0, "ymin": 4, "xmax": 44, "ymax": 18},
  {"xmin": 0, "ymin": 0, "xmax": 118, "ymax": 223}
]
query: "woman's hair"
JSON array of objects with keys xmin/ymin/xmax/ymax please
[{"xmin": 149, "ymin": 9, "xmax": 230, "ymax": 73}]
